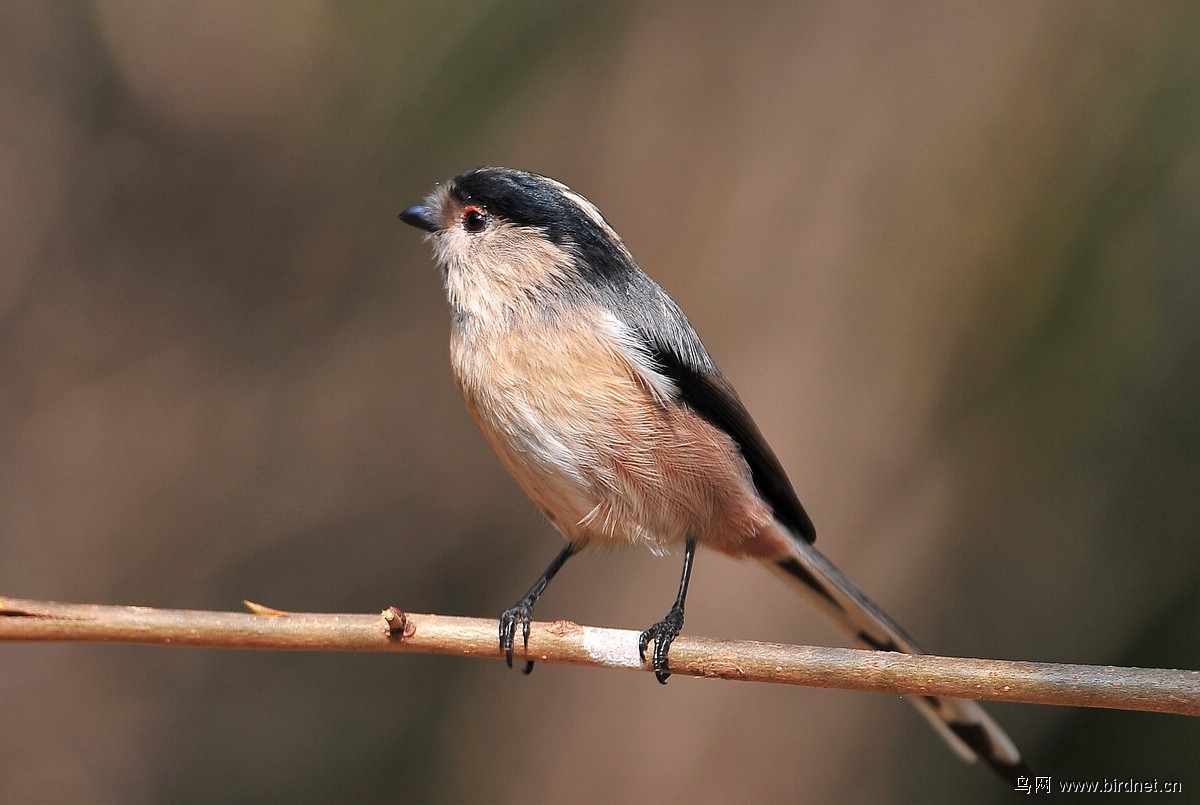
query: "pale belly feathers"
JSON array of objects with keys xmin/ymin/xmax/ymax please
[{"xmin": 450, "ymin": 307, "xmax": 776, "ymax": 556}]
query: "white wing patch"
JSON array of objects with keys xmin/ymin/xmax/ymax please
[{"xmin": 596, "ymin": 310, "xmax": 678, "ymax": 406}]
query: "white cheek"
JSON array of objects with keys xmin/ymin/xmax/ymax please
[
  {"xmin": 434, "ymin": 232, "xmax": 501, "ymax": 322},
  {"xmin": 431, "ymin": 230, "xmax": 471, "ymax": 278},
  {"xmin": 434, "ymin": 226, "xmax": 574, "ymax": 328}
]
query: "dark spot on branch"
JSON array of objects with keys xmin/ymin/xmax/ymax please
[{"xmin": 382, "ymin": 607, "xmax": 413, "ymax": 640}]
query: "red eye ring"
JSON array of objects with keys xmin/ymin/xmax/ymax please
[{"xmin": 462, "ymin": 206, "xmax": 488, "ymax": 233}]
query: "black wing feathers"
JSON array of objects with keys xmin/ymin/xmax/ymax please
[
  {"xmin": 645, "ymin": 342, "xmax": 817, "ymax": 543},
  {"xmin": 584, "ymin": 259, "xmax": 816, "ymax": 544}
]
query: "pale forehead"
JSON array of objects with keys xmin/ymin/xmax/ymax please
[{"xmin": 424, "ymin": 183, "xmax": 465, "ymax": 229}]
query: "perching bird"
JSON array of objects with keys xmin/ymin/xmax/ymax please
[{"xmin": 400, "ymin": 167, "xmax": 1029, "ymax": 785}]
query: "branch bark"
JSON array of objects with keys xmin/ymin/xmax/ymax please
[{"xmin": 2, "ymin": 595, "xmax": 1197, "ymax": 716}]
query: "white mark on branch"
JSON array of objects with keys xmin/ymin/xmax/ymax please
[{"xmin": 582, "ymin": 625, "xmax": 642, "ymax": 669}]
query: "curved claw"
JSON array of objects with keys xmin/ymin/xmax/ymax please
[
  {"xmin": 497, "ymin": 542, "xmax": 578, "ymax": 676},
  {"xmin": 499, "ymin": 603, "xmax": 536, "ymax": 673},
  {"xmin": 638, "ymin": 604, "xmax": 685, "ymax": 684}
]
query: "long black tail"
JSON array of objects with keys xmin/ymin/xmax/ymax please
[{"xmin": 760, "ymin": 534, "xmax": 1031, "ymax": 786}]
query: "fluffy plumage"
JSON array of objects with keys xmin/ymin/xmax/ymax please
[{"xmin": 401, "ymin": 167, "xmax": 1029, "ymax": 785}]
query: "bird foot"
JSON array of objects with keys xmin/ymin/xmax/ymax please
[
  {"xmin": 638, "ymin": 604, "xmax": 685, "ymax": 684},
  {"xmin": 499, "ymin": 599, "xmax": 536, "ymax": 674}
]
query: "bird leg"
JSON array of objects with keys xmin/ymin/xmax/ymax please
[
  {"xmin": 499, "ymin": 541, "xmax": 579, "ymax": 673},
  {"xmin": 639, "ymin": 538, "xmax": 697, "ymax": 683}
]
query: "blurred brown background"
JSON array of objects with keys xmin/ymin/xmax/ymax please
[{"xmin": 2, "ymin": 2, "xmax": 1199, "ymax": 802}]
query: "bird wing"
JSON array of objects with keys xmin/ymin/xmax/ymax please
[
  {"xmin": 593, "ymin": 269, "xmax": 816, "ymax": 544},
  {"xmin": 641, "ymin": 332, "xmax": 816, "ymax": 543}
]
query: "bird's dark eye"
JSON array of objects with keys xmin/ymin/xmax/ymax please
[{"xmin": 462, "ymin": 206, "xmax": 488, "ymax": 233}]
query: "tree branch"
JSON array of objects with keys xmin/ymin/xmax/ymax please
[{"xmin": 2, "ymin": 595, "xmax": 1197, "ymax": 716}]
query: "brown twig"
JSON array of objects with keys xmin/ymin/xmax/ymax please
[{"xmin": 1, "ymin": 594, "xmax": 1197, "ymax": 716}]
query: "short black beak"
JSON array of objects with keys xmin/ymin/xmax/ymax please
[{"xmin": 399, "ymin": 205, "xmax": 437, "ymax": 233}]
